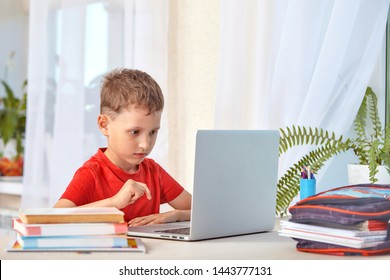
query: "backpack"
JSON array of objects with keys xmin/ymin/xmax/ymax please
[{"xmin": 287, "ymin": 184, "xmax": 390, "ymax": 256}]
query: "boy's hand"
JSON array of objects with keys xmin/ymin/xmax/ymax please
[
  {"xmin": 111, "ymin": 179, "xmax": 152, "ymax": 209},
  {"xmin": 128, "ymin": 210, "xmax": 190, "ymax": 226}
]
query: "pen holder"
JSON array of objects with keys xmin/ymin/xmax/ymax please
[{"xmin": 300, "ymin": 179, "xmax": 316, "ymax": 200}]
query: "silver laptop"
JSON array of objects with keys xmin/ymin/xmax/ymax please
[{"xmin": 127, "ymin": 130, "xmax": 280, "ymax": 241}]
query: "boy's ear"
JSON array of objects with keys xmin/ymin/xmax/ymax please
[{"xmin": 98, "ymin": 114, "xmax": 109, "ymax": 136}]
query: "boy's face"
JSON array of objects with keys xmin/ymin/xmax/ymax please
[{"xmin": 98, "ymin": 105, "xmax": 162, "ymax": 173}]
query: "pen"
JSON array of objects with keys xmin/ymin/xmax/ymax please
[
  {"xmin": 301, "ymin": 165, "xmax": 315, "ymax": 179},
  {"xmin": 301, "ymin": 167, "xmax": 307, "ymax": 179}
]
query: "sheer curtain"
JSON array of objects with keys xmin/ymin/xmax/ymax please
[
  {"xmin": 22, "ymin": 0, "xmax": 168, "ymax": 207},
  {"xmin": 216, "ymin": 0, "xmax": 389, "ymax": 184}
]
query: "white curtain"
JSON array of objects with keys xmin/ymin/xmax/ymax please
[
  {"xmin": 216, "ymin": 0, "xmax": 390, "ymax": 181},
  {"xmin": 22, "ymin": 0, "xmax": 168, "ymax": 207}
]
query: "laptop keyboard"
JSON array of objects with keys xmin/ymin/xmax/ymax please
[{"xmin": 155, "ymin": 227, "xmax": 190, "ymax": 235}]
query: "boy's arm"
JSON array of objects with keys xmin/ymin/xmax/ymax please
[
  {"xmin": 128, "ymin": 189, "xmax": 192, "ymax": 226},
  {"xmin": 166, "ymin": 189, "xmax": 192, "ymax": 221},
  {"xmin": 54, "ymin": 179, "xmax": 152, "ymax": 209},
  {"xmin": 53, "ymin": 197, "xmax": 121, "ymax": 208},
  {"xmin": 168, "ymin": 189, "xmax": 192, "ymax": 210},
  {"xmin": 54, "ymin": 198, "xmax": 77, "ymax": 207}
]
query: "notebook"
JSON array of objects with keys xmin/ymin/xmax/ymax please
[{"xmin": 127, "ymin": 130, "xmax": 280, "ymax": 241}]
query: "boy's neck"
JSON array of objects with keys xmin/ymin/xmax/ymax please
[{"xmin": 103, "ymin": 148, "xmax": 140, "ymax": 174}]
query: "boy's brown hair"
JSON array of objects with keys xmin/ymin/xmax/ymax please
[{"xmin": 100, "ymin": 68, "xmax": 164, "ymax": 118}]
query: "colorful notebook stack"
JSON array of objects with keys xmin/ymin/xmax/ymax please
[
  {"xmin": 279, "ymin": 219, "xmax": 388, "ymax": 249},
  {"xmin": 8, "ymin": 207, "xmax": 145, "ymax": 252}
]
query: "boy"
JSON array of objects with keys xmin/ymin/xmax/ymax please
[{"xmin": 54, "ymin": 68, "xmax": 192, "ymax": 226}]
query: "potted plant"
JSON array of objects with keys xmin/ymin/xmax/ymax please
[
  {"xmin": 0, "ymin": 79, "xmax": 27, "ymax": 177},
  {"xmin": 276, "ymin": 87, "xmax": 390, "ymax": 215}
]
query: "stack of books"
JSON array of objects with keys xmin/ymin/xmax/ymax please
[
  {"xmin": 279, "ymin": 219, "xmax": 389, "ymax": 249},
  {"xmin": 7, "ymin": 207, "xmax": 145, "ymax": 252}
]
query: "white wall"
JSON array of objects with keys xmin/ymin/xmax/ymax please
[{"xmin": 167, "ymin": 0, "xmax": 220, "ymax": 190}]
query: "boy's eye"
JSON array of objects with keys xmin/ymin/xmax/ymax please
[
  {"xmin": 130, "ymin": 130, "xmax": 140, "ymax": 135},
  {"xmin": 150, "ymin": 130, "xmax": 158, "ymax": 135}
]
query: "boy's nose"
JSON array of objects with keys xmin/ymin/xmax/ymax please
[{"xmin": 138, "ymin": 135, "xmax": 150, "ymax": 149}]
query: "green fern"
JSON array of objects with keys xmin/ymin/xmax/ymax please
[
  {"xmin": 279, "ymin": 126, "xmax": 342, "ymax": 155},
  {"xmin": 276, "ymin": 87, "xmax": 389, "ymax": 216},
  {"xmin": 277, "ymin": 129, "xmax": 354, "ymax": 215}
]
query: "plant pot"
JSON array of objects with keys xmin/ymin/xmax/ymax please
[
  {"xmin": 0, "ymin": 138, "xmax": 18, "ymax": 159},
  {"xmin": 347, "ymin": 164, "xmax": 390, "ymax": 185},
  {"xmin": 0, "ymin": 138, "xmax": 24, "ymax": 177}
]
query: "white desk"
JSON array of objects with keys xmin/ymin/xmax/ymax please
[{"xmin": 1, "ymin": 225, "xmax": 390, "ymax": 260}]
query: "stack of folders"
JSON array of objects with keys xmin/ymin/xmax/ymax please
[
  {"xmin": 7, "ymin": 207, "xmax": 145, "ymax": 252},
  {"xmin": 279, "ymin": 219, "xmax": 389, "ymax": 249}
]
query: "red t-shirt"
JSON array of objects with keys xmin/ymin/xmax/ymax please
[{"xmin": 60, "ymin": 148, "xmax": 184, "ymax": 222}]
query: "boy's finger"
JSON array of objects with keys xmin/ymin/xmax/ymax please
[
  {"xmin": 136, "ymin": 182, "xmax": 152, "ymax": 200},
  {"xmin": 142, "ymin": 185, "xmax": 152, "ymax": 200},
  {"xmin": 129, "ymin": 190, "xmax": 143, "ymax": 204}
]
